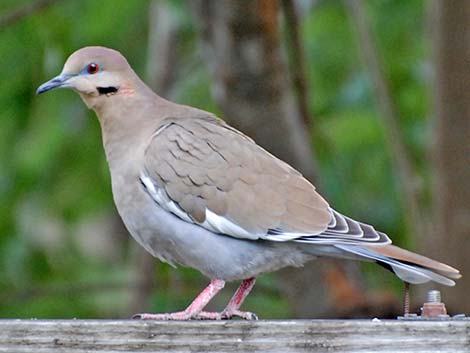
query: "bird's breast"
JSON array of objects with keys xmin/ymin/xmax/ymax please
[{"xmin": 109, "ymin": 169, "xmax": 180, "ymax": 265}]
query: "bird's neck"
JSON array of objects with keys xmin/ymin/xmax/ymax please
[
  {"xmin": 88, "ymin": 82, "xmax": 207, "ymax": 172},
  {"xmin": 93, "ymin": 90, "xmax": 163, "ymax": 171}
]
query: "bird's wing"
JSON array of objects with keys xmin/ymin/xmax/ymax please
[{"xmin": 141, "ymin": 115, "xmax": 389, "ymax": 244}]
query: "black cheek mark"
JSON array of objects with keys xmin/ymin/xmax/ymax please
[{"xmin": 97, "ymin": 86, "xmax": 118, "ymax": 95}]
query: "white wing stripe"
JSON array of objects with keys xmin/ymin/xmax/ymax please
[
  {"xmin": 201, "ymin": 209, "xmax": 258, "ymax": 239},
  {"xmin": 141, "ymin": 171, "xmax": 260, "ymax": 239},
  {"xmin": 141, "ymin": 171, "xmax": 391, "ymax": 245},
  {"xmin": 140, "ymin": 172, "xmax": 193, "ymax": 223}
]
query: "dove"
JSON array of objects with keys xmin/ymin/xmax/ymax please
[{"xmin": 37, "ymin": 46, "xmax": 460, "ymax": 320}]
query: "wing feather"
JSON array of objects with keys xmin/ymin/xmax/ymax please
[
  {"xmin": 141, "ymin": 115, "xmax": 390, "ymax": 246},
  {"xmin": 142, "ymin": 116, "xmax": 331, "ymax": 239}
]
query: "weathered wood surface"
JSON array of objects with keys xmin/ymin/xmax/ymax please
[{"xmin": 0, "ymin": 319, "xmax": 468, "ymax": 353}]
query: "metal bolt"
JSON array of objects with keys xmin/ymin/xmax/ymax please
[
  {"xmin": 427, "ymin": 290, "xmax": 441, "ymax": 303},
  {"xmin": 421, "ymin": 289, "xmax": 447, "ymax": 318}
]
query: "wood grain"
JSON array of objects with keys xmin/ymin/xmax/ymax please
[{"xmin": 0, "ymin": 319, "xmax": 468, "ymax": 353}]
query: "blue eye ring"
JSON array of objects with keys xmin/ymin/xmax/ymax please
[{"xmin": 86, "ymin": 63, "xmax": 100, "ymax": 74}]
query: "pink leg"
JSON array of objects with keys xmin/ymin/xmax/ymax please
[
  {"xmin": 195, "ymin": 278, "xmax": 258, "ymax": 320},
  {"xmin": 133, "ymin": 279, "xmax": 225, "ymax": 320},
  {"xmin": 225, "ymin": 277, "xmax": 256, "ymax": 312}
]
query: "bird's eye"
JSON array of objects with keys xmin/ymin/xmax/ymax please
[{"xmin": 86, "ymin": 63, "xmax": 100, "ymax": 74}]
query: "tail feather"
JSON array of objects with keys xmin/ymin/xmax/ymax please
[
  {"xmin": 365, "ymin": 244, "xmax": 461, "ymax": 279},
  {"xmin": 335, "ymin": 244, "xmax": 461, "ymax": 286}
]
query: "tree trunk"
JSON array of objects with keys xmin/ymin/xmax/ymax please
[
  {"xmin": 431, "ymin": 1, "xmax": 470, "ymax": 313},
  {"xmin": 189, "ymin": 0, "xmax": 318, "ymax": 181}
]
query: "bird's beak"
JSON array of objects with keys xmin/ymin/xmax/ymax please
[{"xmin": 36, "ymin": 73, "xmax": 72, "ymax": 95}]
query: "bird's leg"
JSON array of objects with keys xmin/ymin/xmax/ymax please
[
  {"xmin": 195, "ymin": 278, "xmax": 258, "ymax": 320},
  {"xmin": 222, "ymin": 277, "xmax": 257, "ymax": 319},
  {"xmin": 133, "ymin": 279, "xmax": 225, "ymax": 320}
]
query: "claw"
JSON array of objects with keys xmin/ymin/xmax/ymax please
[{"xmin": 222, "ymin": 309, "xmax": 259, "ymax": 320}]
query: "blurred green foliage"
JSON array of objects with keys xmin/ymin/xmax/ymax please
[{"xmin": 0, "ymin": 0, "xmax": 430, "ymax": 318}]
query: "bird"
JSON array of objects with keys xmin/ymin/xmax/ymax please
[{"xmin": 37, "ymin": 46, "xmax": 460, "ymax": 320}]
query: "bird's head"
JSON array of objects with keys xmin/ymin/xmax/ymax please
[{"xmin": 37, "ymin": 46, "xmax": 138, "ymax": 108}]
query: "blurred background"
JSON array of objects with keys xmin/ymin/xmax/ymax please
[{"xmin": 0, "ymin": 0, "xmax": 468, "ymax": 319}]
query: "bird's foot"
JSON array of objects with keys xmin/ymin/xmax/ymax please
[
  {"xmin": 194, "ymin": 309, "xmax": 258, "ymax": 320},
  {"xmin": 133, "ymin": 309, "xmax": 258, "ymax": 321},
  {"xmin": 132, "ymin": 311, "xmax": 196, "ymax": 321}
]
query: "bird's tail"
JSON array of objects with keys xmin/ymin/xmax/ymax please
[{"xmin": 334, "ymin": 244, "xmax": 461, "ymax": 286}]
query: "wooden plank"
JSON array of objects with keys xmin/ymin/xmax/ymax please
[{"xmin": 0, "ymin": 319, "xmax": 468, "ymax": 353}]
